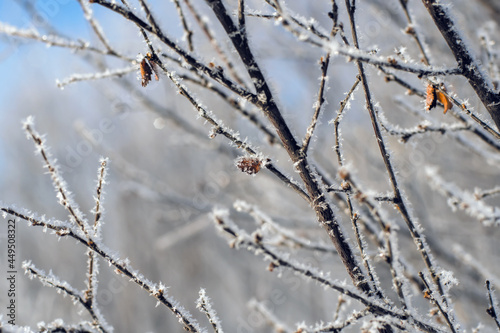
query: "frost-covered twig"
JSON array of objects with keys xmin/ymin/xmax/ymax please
[
  {"xmin": 23, "ymin": 118, "xmax": 90, "ymax": 239},
  {"xmin": 397, "ymin": 0, "xmax": 431, "ymax": 66},
  {"xmin": 89, "ymin": 0, "xmax": 255, "ymax": 104},
  {"xmin": 260, "ymin": 3, "xmax": 461, "ymax": 77},
  {"xmin": 345, "ymin": 0, "xmax": 454, "ymax": 317},
  {"xmin": 197, "ymin": 289, "xmax": 224, "ymax": 333},
  {"xmin": 479, "ymin": 23, "xmax": 500, "ymax": 91},
  {"xmin": 211, "ymin": 209, "xmax": 444, "ymax": 333},
  {"xmin": 3, "ymin": 205, "xmax": 205, "ymax": 333},
  {"xmin": 422, "ymin": 0, "xmax": 500, "ymax": 130},
  {"xmin": 332, "ymin": 76, "xmax": 361, "ymax": 165},
  {"xmin": 248, "ymin": 299, "xmax": 292, "ymax": 333},
  {"xmin": 179, "ymin": 74, "xmax": 280, "ymax": 145},
  {"xmin": 419, "ymin": 272, "xmax": 460, "ymax": 333},
  {"xmin": 84, "ymin": 158, "xmax": 108, "ymax": 314},
  {"xmin": 23, "ymin": 262, "xmax": 111, "ymax": 333},
  {"xmin": 452, "ymin": 245, "xmax": 500, "ymax": 289},
  {"xmin": 173, "ymin": 0, "xmax": 194, "ymax": 52},
  {"xmin": 0, "ymin": 22, "xmax": 129, "ymax": 61},
  {"xmin": 486, "ymin": 280, "xmax": 500, "ymax": 331},
  {"xmin": 56, "ymin": 66, "xmax": 136, "ymax": 88},
  {"xmin": 182, "ymin": 0, "xmax": 247, "ymax": 86},
  {"xmin": 76, "ymin": 0, "xmax": 116, "ymax": 55},
  {"xmin": 425, "ymin": 167, "xmax": 500, "ymax": 226},
  {"xmin": 307, "ymin": 307, "xmax": 370, "ymax": 333},
  {"xmin": 207, "ymin": 0, "xmax": 372, "ymax": 291},
  {"xmin": 474, "ymin": 186, "xmax": 500, "ymax": 200},
  {"xmin": 234, "ymin": 200, "xmax": 337, "ymax": 254},
  {"xmin": 301, "ymin": 53, "xmax": 331, "ymax": 154},
  {"xmin": 92, "ymin": 158, "xmax": 107, "ymax": 233},
  {"xmin": 379, "ymin": 115, "xmax": 469, "ymax": 143}
]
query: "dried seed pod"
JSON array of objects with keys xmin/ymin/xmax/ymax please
[{"xmin": 236, "ymin": 156, "xmax": 262, "ymax": 175}]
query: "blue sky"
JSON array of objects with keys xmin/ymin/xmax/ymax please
[
  {"xmin": 0, "ymin": 0, "xmax": 90, "ymax": 185},
  {"xmin": 0, "ymin": 0, "xmax": 89, "ymax": 99}
]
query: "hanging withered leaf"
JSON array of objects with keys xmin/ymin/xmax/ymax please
[
  {"xmin": 140, "ymin": 58, "xmax": 152, "ymax": 87},
  {"xmin": 140, "ymin": 53, "xmax": 160, "ymax": 87},
  {"xmin": 425, "ymin": 84, "xmax": 437, "ymax": 111},
  {"xmin": 425, "ymin": 83, "xmax": 453, "ymax": 114},
  {"xmin": 436, "ymin": 85, "xmax": 452, "ymax": 114}
]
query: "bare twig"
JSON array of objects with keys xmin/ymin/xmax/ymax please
[
  {"xmin": 173, "ymin": 0, "xmax": 194, "ymax": 52},
  {"xmin": 422, "ymin": 0, "xmax": 500, "ymax": 130},
  {"xmin": 344, "ymin": 0, "xmax": 455, "ymax": 319},
  {"xmin": 419, "ymin": 272, "xmax": 459, "ymax": 333},
  {"xmin": 486, "ymin": 280, "xmax": 500, "ymax": 331},
  {"xmin": 24, "ymin": 262, "xmax": 110, "ymax": 333},
  {"xmin": 301, "ymin": 53, "xmax": 331, "ymax": 154},
  {"xmin": 197, "ymin": 289, "xmax": 225, "ymax": 333},
  {"xmin": 205, "ymin": 0, "xmax": 371, "ymax": 293},
  {"xmin": 212, "ymin": 210, "xmax": 445, "ymax": 333},
  {"xmin": 23, "ymin": 118, "xmax": 90, "ymax": 239}
]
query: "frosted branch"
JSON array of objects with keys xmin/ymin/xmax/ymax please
[
  {"xmin": 422, "ymin": 0, "xmax": 500, "ymax": 130},
  {"xmin": 56, "ymin": 66, "xmax": 136, "ymax": 89},
  {"xmin": 23, "ymin": 261, "xmax": 111, "ymax": 333},
  {"xmin": 197, "ymin": 289, "xmax": 224, "ymax": 333},
  {"xmin": 23, "ymin": 118, "xmax": 90, "ymax": 238},
  {"xmin": 486, "ymin": 281, "xmax": 500, "ymax": 331},
  {"xmin": 426, "ymin": 167, "xmax": 500, "ymax": 226},
  {"xmin": 211, "ymin": 209, "xmax": 445, "ymax": 333},
  {"xmin": 248, "ymin": 299, "xmax": 291, "ymax": 332}
]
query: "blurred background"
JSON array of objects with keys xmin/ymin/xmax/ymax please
[{"xmin": 1, "ymin": 0, "xmax": 500, "ymax": 331}]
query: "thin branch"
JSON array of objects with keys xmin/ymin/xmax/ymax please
[
  {"xmin": 3, "ymin": 207, "xmax": 204, "ymax": 333},
  {"xmin": 379, "ymin": 115, "xmax": 470, "ymax": 143},
  {"xmin": 486, "ymin": 280, "xmax": 500, "ymax": 331},
  {"xmin": 76, "ymin": 0, "xmax": 117, "ymax": 55},
  {"xmin": 151, "ymin": 49, "xmax": 311, "ymax": 202},
  {"xmin": 398, "ymin": 0, "xmax": 430, "ymax": 66},
  {"xmin": 301, "ymin": 53, "xmax": 331, "ymax": 154},
  {"xmin": 0, "ymin": 22, "xmax": 130, "ymax": 60},
  {"xmin": 344, "ymin": 0, "xmax": 455, "ymax": 317},
  {"xmin": 197, "ymin": 289, "xmax": 225, "ymax": 333},
  {"xmin": 422, "ymin": 0, "xmax": 500, "ymax": 130},
  {"xmin": 23, "ymin": 118, "xmax": 90, "ymax": 239},
  {"xmin": 179, "ymin": 74, "xmax": 280, "ymax": 145},
  {"xmin": 172, "ymin": 0, "xmax": 194, "ymax": 52},
  {"xmin": 333, "ymin": 75, "xmax": 361, "ymax": 165},
  {"xmin": 24, "ymin": 262, "xmax": 110, "ymax": 333},
  {"xmin": 257, "ymin": 6, "xmax": 462, "ymax": 76},
  {"xmin": 183, "ymin": 0, "xmax": 247, "ymax": 86},
  {"xmin": 248, "ymin": 299, "xmax": 291, "ymax": 333},
  {"xmin": 311, "ymin": 308, "xmax": 370, "ymax": 333},
  {"xmin": 382, "ymin": 67, "xmax": 500, "ymax": 145},
  {"xmin": 419, "ymin": 272, "xmax": 459, "ymax": 333},
  {"xmin": 56, "ymin": 66, "xmax": 136, "ymax": 88},
  {"xmin": 205, "ymin": 0, "xmax": 371, "ymax": 293},
  {"xmin": 212, "ymin": 210, "xmax": 445, "ymax": 333},
  {"xmin": 89, "ymin": 0, "xmax": 256, "ymax": 104},
  {"xmin": 474, "ymin": 186, "xmax": 500, "ymax": 200}
]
